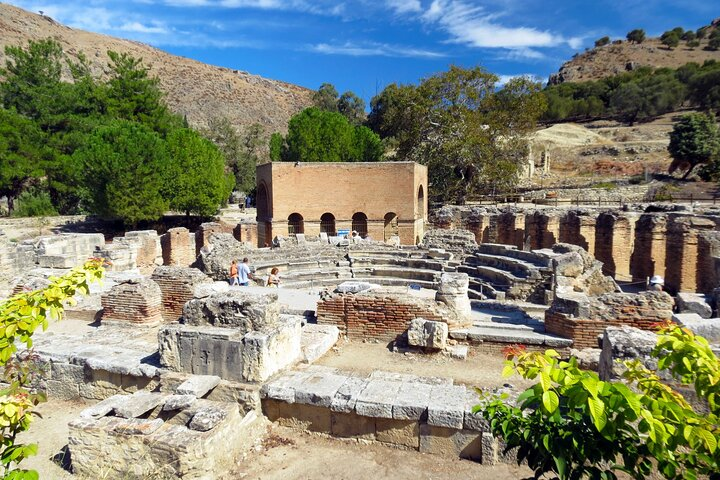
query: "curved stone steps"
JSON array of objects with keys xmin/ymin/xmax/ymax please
[{"xmin": 464, "ymin": 253, "xmax": 542, "ymax": 279}]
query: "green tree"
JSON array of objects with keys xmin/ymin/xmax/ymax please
[
  {"xmin": 105, "ymin": 51, "xmax": 181, "ymax": 134},
  {"xmin": 661, "ymin": 31, "xmax": 680, "ymax": 49},
  {"xmin": 283, "ymin": 107, "xmax": 354, "ymax": 162},
  {"xmin": 269, "ymin": 132, "xmax": 285, "ymax": 162},
  {"xmin": 709, "ymin": 36, "xmax": 720, "ymax": 51},
  {"xmin": 0, "ymin": 108, "xmax": 45, "ymax": 214},
  {"xmin": 688, "ymin": 68, "xmax": 720, "ymax": 111},
  {"xmin": 165, "ymin": 128, "xmax": 233, "ymax": 216},
  {"xmin": 74, "ymin": 120, "xmax": 170, "ymax": 226},
  {"xmin": 682, "ymin": 30, "xmax": 697, "ymax": 41},
  {"xmin": 312, "ymin": 83, "xmax": 339, "ymax": 112},
  {"xmin": 337, "ymin": 91, "xmax": 366, "ymax": 125},
  {"xmin": 696, "ymin": 26, "xmax": 710, "ymax": 39},
  {"xmin": 369, "ymin": 67, "xmax": 545, "ymax": 202},
  {"xmin": 202, "ymin": 117, "xmax": 261, "ymax": 194},
  {"xmin": 594, "ymin": 36, "xmax": 610, "ymax": 47},
  {"xmin": 352, "ymin": 125, "xmax": 383, "ymax": 162},
  {"xmin": 626, "ymin": 29, "xmax": 646, "ymax": 43},
  {"xmin": 667, "ymin": 112, "xmax": 720, "ymax": 179}
]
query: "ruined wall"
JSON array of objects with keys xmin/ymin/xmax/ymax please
[
  {"xmin": 430, "ymin": 206, "xmax": 720, "ymax": 294},
  {"xmin": 160, "ymin": 227, "xmax": 195, "ymax": 267},
  {"xmin": 317, "ymin": 290, "xmax": 444, "ymax": 341},
  {"xmin": 195, "ymin": 222, "xmax": 235, "ymax": 255},
  {"xmin": 545, "ymin": 291, "xmax": 673, "ymax": 348},
  {"xmin": 100, "ymin": 278, "xmax": 164, "ymax": 326},
  {"xmin": 150, "ymin": 266, "xmax": 211, "ymax": 322}
]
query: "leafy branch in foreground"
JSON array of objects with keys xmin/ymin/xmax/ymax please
[
  {"xmin": 0, "ymin": 259, "xmax": 105, "ymax": 479},
  {"xmin": 477, "ymin": 324, "xmax": 720, "ymax": 480}
]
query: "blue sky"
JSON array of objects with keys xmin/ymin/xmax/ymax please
[{"xmin": 5, "ymin": 0, "xmax": 717, "ymax": 103}]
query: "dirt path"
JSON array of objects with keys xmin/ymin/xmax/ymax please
[{"xmin": 315, "ymin": 340, "xmax": 532, "ymax": 390}]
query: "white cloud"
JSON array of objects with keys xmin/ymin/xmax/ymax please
[
  {"xmin": 386, "ymin": 0, "xmax": 421, "ymax": 14},
  {"xmin": 496, "ymin": 73, "xmax": 538, "ymax": 86},
  {"xmin": 310, "ymin": 41, "xmax": 444, "ymax": 58},
  {"xmin": 422, "ymin": 0, "xmax": 579, "ymax": 50},
  {"xmin": 119, "ymin": 21, "xmax": 169, "ymax": 34}
]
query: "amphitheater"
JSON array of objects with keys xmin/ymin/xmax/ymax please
[{"xmin": 1, "ymin": 199, "xmax": 719, "ymax": 478}]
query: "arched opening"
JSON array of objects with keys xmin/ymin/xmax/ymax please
[
  {"xmin": 288, "ymin": 213, "xmax": 304, "ymax": 235},
  {"xmin": 320, "ymin": 213, "xmax": 336, "ymax": 236},
  {"xmin": 256, "ymin": 183, "xmax": 269, "ymax": 221},
  {"xmin": 352, "ymin": 212, "xmax": 368, "ymax": 238},
  {"xmin": 417, "ymin": 185, "xmax": 425, "ymax": 219},
  {"xmin": 384, "ymin": 212, "xmax": 399, "ymax": 241}
]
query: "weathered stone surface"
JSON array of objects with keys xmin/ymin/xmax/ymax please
[
  {"xmin": 193, "ymin": 281, "xmax": 230, "ymax": 298},
  {"xmin": 407, "ymin": 318, "xmax": 448, "ymax": 349},
  {"xmin": 673, "ymin": 313, "xmax": 720, "ymax": 342},
  {"xmin": 392, "ymin": 381, "xmax": 431, "ymax": 420},
  {"xmin": 676, "ymin": 292, "xmax": 712, "ymax": 319},
  {"xmin": 113, "ymin": 392, "xmax": 167, "ymax": 418},
  {"xmin": 113, "ymin": 418, "xmax": 164, "ymax": 435},
  {"xmin": 329, "ymin": 376, "xmax": 368, "ymax": 413},
  {"xmin": 553, "ymin": 251, "xmax": 584, "ymax": 278},
  {"xmin": 598, "ymin": 326, "xmax": 658, "ymax": 381},
  {"xmin": 79, "ymin": 394, "xmax": 126, "ymax": 419},
  {"xmin": 300, "ymin": 323, "xmax": 339, "ymax": 364},
  {"xmin": 570, "ymin": 348, "xmax": 602, "ymax": 371},
  {"xmin": 427, "ymin": 384, "xmax": 467, "ymax": 429},
  {"xmin": 445, "ymin": 344, "xmax": 468, "ymax": 360},
  {"xmin": 182, "ymin": 291, "xmax": 280, "ymax": 333},
  {"xmin": 437, "ymin": 272, "xmax": 469, "ymax": 295},
  {"xmin": 335, "ymin": 281, "xmax": 377, "ymax": 294},
  {"xmin": 419, "ymin": 424, "xmax": 483, "ymax": 461},
  {"xmin": 188, "ymin": 405, "xmax": 229, "ymax": 431},
  {"xmin": 176, "ymin": 375, "xmax": 221, "ymax": 397},
  {"xmin": 294, "ymin": 370, "xmax": 348, "ymax": 408},
  {"xmin": 355, "ymin": 379, "xmax": 400, "ymax": 418},
  {"xmin": 162, "ymin": 394, "xmax": 197, "ymax": 411}
]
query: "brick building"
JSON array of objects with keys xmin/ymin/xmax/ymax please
[{"xmin": 255, "ymin": 162, "xmax": 428, "ymax": 246}]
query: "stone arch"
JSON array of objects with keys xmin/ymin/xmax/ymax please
[
  {"xmin": 417, "ymin": 185, "xmax": 425, "ymax": 218},
  {"xmin": 352, "ymin": 212, "xmax": 368, "ymax": 238},
  {"xmin": 288, "ymin": 213, "xmax": 304, "ymax": 235},
  {"xmin": 320, "ymin": 212, "xmax": 336, "ymax": 236},
  {"xmin": 256, "ymin": 182, "xmax": 269, "ymax": 221},
  {"xmin": 384, "ymin": 212, "xmax": 399, "ymax": 241}
]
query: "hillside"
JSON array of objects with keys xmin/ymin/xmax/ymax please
[
  {"xmin": 550, "ymin": 19, "xmax": 720, "ymax": 84},
  {"xmin": 0, "ymin": 3, "xmax": 313, "ymax": 133}
]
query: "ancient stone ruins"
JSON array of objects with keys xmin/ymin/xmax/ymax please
[{"xmin": 2, "ymin": 199, "xmax": 720, "ymax": 478}]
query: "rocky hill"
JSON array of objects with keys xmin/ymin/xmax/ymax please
[
  {"xmin": 550, "ymin": 19, "xmax": 720, "ymax": 84},
  {"xmin": 0, "ymin": 3, "xmax": 313, "ymax": 133}
]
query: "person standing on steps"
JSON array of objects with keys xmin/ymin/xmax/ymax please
[
  {"xmin": 267, "ymin": 267, "xmax": 280, "ymax": 287},
  {"xmin": 229, "ymin": 260, "xmax": 239, "ymax": 286},
  {"xmin": 238, "ymin": 257, "xmax": 254, "ymax": 286}
]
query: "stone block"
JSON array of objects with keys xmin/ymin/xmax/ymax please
[
  {"xmin": 418, "ymin": 424, "xmax": 483, "ymax": 461},
  {"xmin": 392, "ymin": 381, "xmax": 432, "ymax": 420},
  {"xmin": 113, "ymin": 391, "xmax": 167, "ymax": 419},
  {"xmin": 553, "ymin": 251, "xmax": 584, "ymax": 278},
  {"xmin": 676, "ymin": 292, "xmax": 712, "ymax": 319},
  {"xmin": 407, "ymin": 318, "xmax": 448, "ymax": 349},
  {"xmin": 436, "ymin": 272, "xmax": 469, "ymax": 295},
  {"xmin": 242, "ymin": 317, "xmax": 302, "ymax": 382},
  {"xmin": 673, "ymin": 313, "xmax": 720, "ymax": 342},
  {"xmin": 46, "ymin": 380, "xmax": 80, "ymax": 400},
  {"xmin": 445, "ymin": 344, "xmax": 468, "ymax": 360},
  {"xmin": 355, "ymin": 379, "xmax": 401, "ymax": 418},
  {"xmin": 270, "ymin": 400, "xmax": 332, "ymax": 433},
  {"xmin": 294, "ymin": 370, "xmax": 348, "ymax": 408},
  {"xmin": 330, "ymin": 411, "xmax": 376, "ymax": 440},
  {"xmin": 50, "ymin": 362, "xmax": 86, "ymax": 384},
  {"xmin": 335, "ymin": 281, "xmax": 377, "ymax": 294},
  {"xmin": 189, "ymin": 405, "xmax": 229, "ymax": 431},
  {"xmin": 427, "ymin": 384, "xmax": 467, "ymax": 429},
  {"xmin": 176, "ymin": 375, "xmax": 222, "ymax": 397},
  {"xmin": 182, "ymin": 291, "xmax": 280, "ymax": 333},
  {"xmin": 375, "ymin": 418, "xmax": 419, "ymax": 449},
  {"xmin": 330, "ymin": 376, "xmax": 368, "ymax": 413},
  {"xmin": 300, "ymin": 324, "xmax": 339, "ymax": 364},
  {"xmin": 80, "ymin": 394, "xmax": 126, "ymax": 419},
  {"xmin": 193, "ymin": 281, "xmax": 230, "ymax": 298},
  {"xmin": 162, "ymin": 394, "xmax": 197, "ymax": 411},
  {"xmin": 113, "ymin": 418, "xmax": 164, "ymax": 435}
]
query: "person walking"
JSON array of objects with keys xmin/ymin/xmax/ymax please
[
  {"xmin": 238, "ymin": 257, "xmax": 254, "ymax": 286},
  {"xmin": 229, "ymin": 260, "xmax": 239, "ymax": 286}
]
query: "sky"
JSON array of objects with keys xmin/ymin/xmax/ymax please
[{"xmin": 4, "ymin": 0, "xmax": 717, "ymax": 103}]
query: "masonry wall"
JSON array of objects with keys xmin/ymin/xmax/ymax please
[
  {"xmin": 161, "ymin": 227, "xmax": 196, "ymax": 267},
  {"xmin": 317, "ymin": 292, "xmax": 444, "ymax": 341},
  {"xmin": 150, "ymin": 267, "xmax": 211, "ymax": 322},
  {"xmin": 256, "ymin": 162, "xmax": 427, "ymax": 245},
  {"xmin": 100, "ymin": 279, "xmax": 164, "ymax": 326}
]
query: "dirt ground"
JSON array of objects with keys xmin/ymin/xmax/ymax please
[
  {"xmin": 18, "ymin": 399, "xmax": 532, "ymax": 480},
  {"xmin": 315, "ymin": 339, "xmax": 532, "ymax": 391}
]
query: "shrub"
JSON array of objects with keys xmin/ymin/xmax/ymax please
[
  {"xmin": 10, "ymin": 189, "xmax": 57, "ymax": 217},
  {"xmin": 595, "ymin": 36, "xmax": 610, "ymax": 47},
  {"xmin": 478, "ymin": 323, "xmax": 720, "ymax": 479}
]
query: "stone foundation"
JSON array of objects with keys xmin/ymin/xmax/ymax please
[
  {"xmin": 151, "ymin": 266, "xmax": 212, "ymax": 322},
  {"xmin": 161, "ymin": 227, "xmax": 196, "ymax": 267}
]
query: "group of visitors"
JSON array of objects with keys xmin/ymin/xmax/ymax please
[{"xmin": 229, "ymin": 258, "xmax": 280, "ymax": 288}]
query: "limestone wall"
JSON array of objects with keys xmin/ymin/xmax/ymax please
[{"xmin": 430, "ymin": 205, "xmax": 720, "ymax": 294}]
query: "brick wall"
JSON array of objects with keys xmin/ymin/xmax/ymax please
[
  {"xmin": 151, "ymin": 267, "xmax": 211, "ymax": 322},
  {"xmin": 195, "ymin": 222, "xmax": 235, "ymax": 256},
  {"xmin": 100, "ymin": 279, "xmax": 163, "ymax": 326},
  {"xmin": 317, "ymin": 292, "xmax": 444, "ymax": 341},
  {"xmin": 161, "ymin": 227, "xmax": 196, "ymax": 267}
]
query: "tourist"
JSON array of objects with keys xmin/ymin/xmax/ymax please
[
  {"xmin": 267, "ymin": 267, "xmax": 280, "ymax": 287},
  {"xmin": 649, "ymin": 275, "xmax": 664, "ymax": 292},
  {"xmin": 238, "ymin": 257, "xmax": 254, "ymax": 286},
  {"xmin": 229, "ymin": 260, "xmax": 239, "ymax": 286}
]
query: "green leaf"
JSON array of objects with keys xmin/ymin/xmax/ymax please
[
  {"xmin": 588, "ymin": 396, "xmax": 607, "ymax": 431},
  {"xmin": 542, "ymin": 390, "xmax": 559, "ymax": 413},
  {"xmin": 694, "ymin": 426, "xmax": 717, "ymax": 452},
  {"xmin": 554, "ymin": 455, "xmax": 567, "ymax": 479}
]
